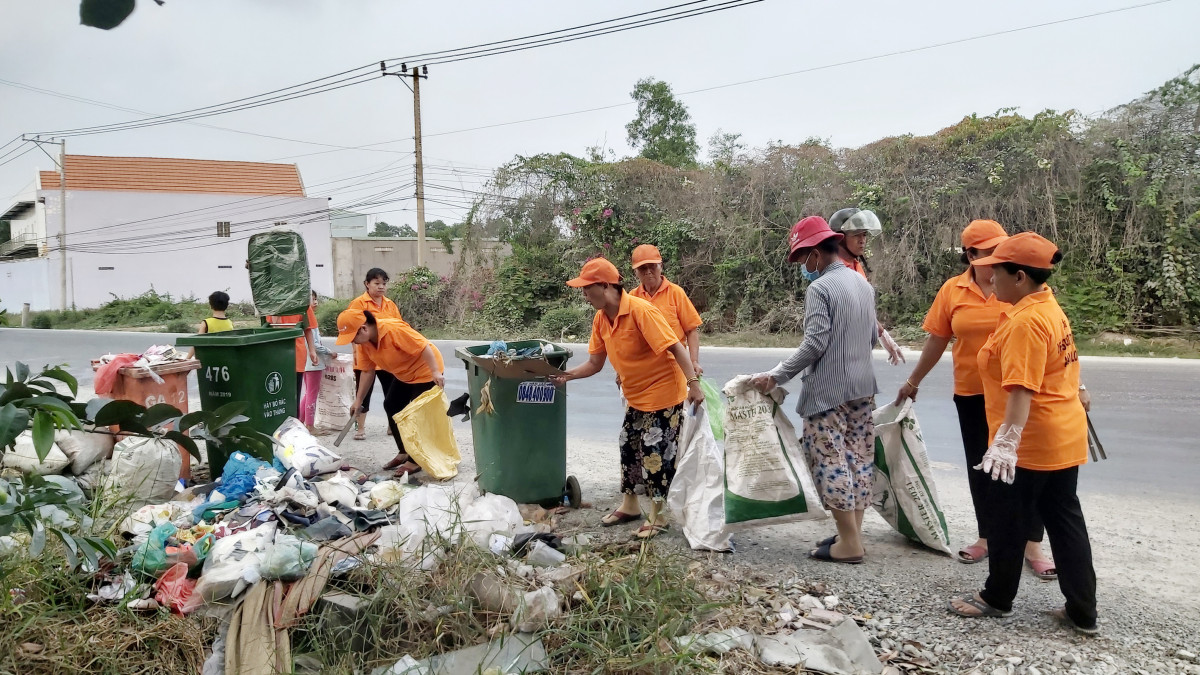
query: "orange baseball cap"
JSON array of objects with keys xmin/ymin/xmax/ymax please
[
  {"xmin": 961, "ymin": 219, "xmax": 1009, "ymax": 250},
  {"xmin": 972, "ymin": 231, "xmax": 1060, "ymax": 269},
  {"xmin": 335, "ymin": 308, "xmax": 367, "ymax": 345},
  {"xmin": 567, "ymin": 257, "xmax": 620, "ymax": 287},
  {"xmin": 631, "ymin": 244, "xmax": 663, "ymax": 269}
]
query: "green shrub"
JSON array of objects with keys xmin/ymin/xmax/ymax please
[
  {"xmin": 537, "ymin": 302, "xmax": 592, "ymax": 340},
  {"xmin": 30, "ymin": 313, "xmax": 52, "ymax": 329},
  {"xmin": 164, "ymin": 319, "xmax": 194, "ymax": 334},
  {"xmin": 388, "ymin": 267, "xmax": 453, "ymax": 330},
  {"xmin": 317, "ymin": 298, "xmax": 350, "ymax": 335}
]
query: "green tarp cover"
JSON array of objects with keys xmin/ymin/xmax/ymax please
[{"xmin": 247, "ymin": 231, "xmax": 311, "ymax": 316}]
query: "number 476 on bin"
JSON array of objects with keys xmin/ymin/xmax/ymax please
[{"xmin": 205, "ymin": 366, "xmax": 230, "ymax": 382}]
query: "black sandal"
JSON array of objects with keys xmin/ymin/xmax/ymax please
[{"xmin": 808, "ymin": 542, "xmax": 863, "ymax": 564}]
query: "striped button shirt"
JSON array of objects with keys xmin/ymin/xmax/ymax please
[{"xmin": 769, "ymin": 261, "xmax": 879, "ymax": 417}]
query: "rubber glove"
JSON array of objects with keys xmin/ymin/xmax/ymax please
[
  {"xmin": 975, "ymin": 423, "xmax": 1022, "ymax": 484},
  {"xmin": 880, "ymin": 329, "xmax": 905, "ymax": 365}
]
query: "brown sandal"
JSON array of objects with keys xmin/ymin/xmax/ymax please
[
  {"xmin": 601, "ymin": 510, "xmax": 641, "ymax": 527},
  {"xmin": 382, "ymin": 454, "xmax": 411, "ymax": 471}
]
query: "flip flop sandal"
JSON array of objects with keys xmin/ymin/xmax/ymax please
[
  {"xmin": 635, "ymin": 522, "xmax": 669, "ymax": 539},
  {"xmin": 381, "ymin": 455, "xmax": 411, "ymax": 471},
  {"xmin": 353, "ymin": 430, "xmax": 366, "ymax": 441},
  {"xmin": 957, "ymin": 544, "xmax": 989, "ymax": 564},
  {"xmin": 1048, "ymin": 607, "xmax": 1098, "ymax": 636},
  {"xmin": 601, "ymin": 510, "xmax": 642, "ymax": 527},
  {"xmin": 947, "ymin": 593, "xmax": 1013, "ymax": 618},
  {"xmin": 808, "ymin": 542, "xmax": 863, "ymax": 565},
  {"xmin": 392, "ymin": 462, "xmax": 422, "ymax": 478},
  {"xmin": 1026, "ymin": 557, "xmax": 1058, "ymax": 580},
  {"xmin": 817, "ymin": 534, "xmax": 867, "ymax": 554}
]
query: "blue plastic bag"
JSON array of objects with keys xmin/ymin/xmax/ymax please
[
  {"xmin": 222, "ymin": 451, "xmax": 270, "ymax": 483},
  {"xmin": 132, "ymin": 522, "xmax": 177, "ymax": 578}
]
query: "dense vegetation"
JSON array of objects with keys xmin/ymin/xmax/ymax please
[{"xmin": 417, "ymin": 66, "xmax": 1198, "ymax": 340}]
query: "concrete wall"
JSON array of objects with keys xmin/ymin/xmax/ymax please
[
  {"xmin": 0, "ymin": 257, "xmax": 52, "ymax": 312},
  {"xmin": 24, "ymin": 189, "xmax": 334, "ymax": 310},
  {"xmin": 331, "ymin": 237, "xmax": 509, "ymax": 298}
]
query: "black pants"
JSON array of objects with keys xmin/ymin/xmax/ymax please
[
  {"xmin": 353, "ymin": 369, "xmax": 397, "ymax": 414},
  {"xmin": 381, "ymin": 378, "xmax": 436, "ymax": 460},
  {"xmin": 979, "ymin": 466, "xmax": 1097, "ymax": 628},
  {"xmin": 954, "ymin": 395, "xmax": 1044, "ymax": 542}
]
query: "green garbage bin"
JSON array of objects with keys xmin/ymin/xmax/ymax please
[
  {"xmin": 176, "ymin": 327, "xmax": 301, "ymax": 475},
  {"xmin": 456, "ymin": 340, "xmax": 581, "ymax": 508}
]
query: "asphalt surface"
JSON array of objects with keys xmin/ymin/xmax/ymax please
[{"xmin": 2, "ymin": 327, "xmax": 1196, "ymax": 496}]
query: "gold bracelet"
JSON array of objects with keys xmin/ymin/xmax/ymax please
[
  {"xmin": 906, "ymin": 379, "xmax": 919, "ymax": 389},
  {"xmin": 687, "ymin": 376, "xmax": 700, "ymax": 384}
]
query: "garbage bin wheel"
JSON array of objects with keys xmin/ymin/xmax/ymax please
[{"xmin": 565, "ymin": 475, "xmax": 582, "ymax": 509}]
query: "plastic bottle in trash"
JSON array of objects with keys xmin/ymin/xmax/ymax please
[{"xmin": 525, "ymin": 540, "xmax": 566, "ymax": 567}]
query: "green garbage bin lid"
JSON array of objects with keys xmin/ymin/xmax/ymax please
[{"xmin": 176, "ymin": 327, "xmax": 302, "ymax": 347}]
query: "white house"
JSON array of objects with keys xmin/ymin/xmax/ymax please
[{"xmin": 0, "ymin": 154, "xmax": 333, "ymax": 312}]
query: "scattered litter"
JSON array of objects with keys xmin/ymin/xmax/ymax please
[
  {"xmin": 373, "ymin": 633, "xmax": 547, "ymax": 675},
  {"xmin": 274, "ymin": 418, "xmax": 343, "ymax": 478}
]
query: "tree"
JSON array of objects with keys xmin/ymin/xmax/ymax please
[
  {"xmin": 369, "ymin": 221, "xmax": 415, "ymax": 237},
  {"xmin": 625, "ymin": 78, "xmax": 699, "ymax": 168}
]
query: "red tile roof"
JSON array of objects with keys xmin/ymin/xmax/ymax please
[{"xmin": 39, "ymin": 155, "xmax": 306, "ymax": 196}]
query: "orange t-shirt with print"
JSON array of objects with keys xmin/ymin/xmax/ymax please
[
  {"xmin": 629, "ymin": 277, "xmax": 703, "ymax": 342},
  {"xmin": 347, "ymin": 293, "xmax": 403, "ymax": 370},
  {"xmin": 588, "ymin": 293, "xmax": 686, "ymax": 412},
  {"xmin": 977, "ymin": 289, "xmax": 1087, "ymax": 471},
  {"xmin": 922, "ymin": 270, "xmax": 1010, "ymax": 396},
  {"xmin": 357, "ymin": 318, "xmax": 444, "ymax": 384}
]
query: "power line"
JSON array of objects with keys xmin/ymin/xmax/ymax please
[{"xmin": 0, "ymin": 78, "xmax": 414, "ymax": 154}]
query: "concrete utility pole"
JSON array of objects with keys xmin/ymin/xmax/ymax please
[
  {"xmin": 382, "ymin": 62, "xmax": 429, "ymax": 267},
  {"xmin": 59, "ymin": 139, "xmax": 67, "ymax": 310}
]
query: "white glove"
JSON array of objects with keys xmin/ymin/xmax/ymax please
[
  {"xmin": 880, "ymin": 329, "xmax": 905, "ymax": 365},
  {"xmin": 975, "ymin": 423, "xmax": 1022, "ymax": 484}
]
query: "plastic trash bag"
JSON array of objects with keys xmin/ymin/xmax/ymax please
[
  {"xmin": 720, "ymin": 376, "xmax": 827, "ymax": 529},
  {"xmin": 103, "ymin": 436, "xmax": 182, "ymax": 506},
  {"xmin": 154, "ymin": 562, "xmax": 196, "ymax": 613},
  {"xmin": 311, "ymin": 471, "xmax": 359, "ymax": 507},
  {"xmin": 461, "ymin": 493, "xmax": 523, "ymax": 549},
  {"xmin": 132, "ymin": 522, "xmax": 177, "ymax": 579},
  {"xmin": 871, "ymin": 401, "xmax": 952, "ymax": 555},
  {"xmin": 369, "ymin": 480, "xmax": 414, "ymax": 510},
  {"xmin": 3, "ymin": 431, "xmax": 70, "ymax": 475},
  {"xmin": 392, "ymin": 387, "xmax": 462, "ymax": 481},
  {"xmin": 259, "ymin": 534, "xmax": 318, "ymax": 581},
  {"xmin": 273, "ymin": 417, "xmax": 343, "ymax": 478},
  {"xmin": 667, "ymin": 404, "xmax": 733, "ymax": 552},
  {"xmin": 222, "ymin": 451, "xmax": 271, "ymax": 482},
  {"xmin": 314, "ymin": 353, "xmax": 355, "ymax": 433},
  {"xmin": 698, "ymin": 378, "xmax": 726, "ymax": 440},
  {"xmin": 184, "ymin": 522, "xmax": 278, "ymax": 611}
]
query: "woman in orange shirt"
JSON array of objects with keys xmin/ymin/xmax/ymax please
[
  {"xmin": 549, "ymin": 258, "xmax": 703, "ymax": 539},
  {"xmin": 947, "ymin": 233, "xmax": 1097, "ymax": 636},
  {"xmin": 336, "ymin": 308, "xmax": 445, "ymax": 476},
  {"xmin": 346, "ymin": 268, "xmax": 403, "ymax": 442},
  {"xmin": 897, "ymin": 220, "xmax": 1058, "ymax": 576},
  {"xmin": 629, "ymin": 244, "xmax": 704, "ymax": 375}
]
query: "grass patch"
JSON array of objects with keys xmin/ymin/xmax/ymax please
[{"xmin": 25, "ymin": 291, "xmax": 258, "ymax": 332}]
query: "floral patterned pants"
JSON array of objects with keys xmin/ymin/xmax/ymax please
[
  {"xmin": 802, "ymin": 396, "xmax": 876, "ymax": 512},
  {"xmin": 618, "ymin": 403, "xmax": 684, "ymax": 501}
]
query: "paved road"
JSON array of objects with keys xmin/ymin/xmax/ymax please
[{"xmin": 2, "ymin": 327, "xmax": 1195, "ymax": 496}]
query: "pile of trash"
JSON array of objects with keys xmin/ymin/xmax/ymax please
[
  {"xmin": 3, "ymin": 415, "xmax": 581, "ymax": 674},
  {"xmin": 93, "ymin": 344, "xmax": 195, "ymax": 393}
]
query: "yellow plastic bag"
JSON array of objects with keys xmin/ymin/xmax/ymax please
[{"xmin": 392, "ymin": 387, "xmax": 462, "ymax": 480}]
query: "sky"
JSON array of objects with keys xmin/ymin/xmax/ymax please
[{"xmin": 1, "ymin": 0, "xmax": 1197, "ymax": 227}]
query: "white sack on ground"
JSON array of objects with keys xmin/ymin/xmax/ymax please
[
  {"xmin": 102, "ymin": 436, "xmax": 181, "ymax": 504},
  {"xmin": 871, "ymin": 401, "xmax": 952, "ymax": 555}
]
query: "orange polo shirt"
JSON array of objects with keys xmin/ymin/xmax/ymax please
[
  {"xmin": 922, "ymin": 270, "xmax": 1010, "ymax": 396},
  {"xmin": 265, "ymin": 308, "xmax": 317, "ymax": 373},
  {"xmin": 977, "ymin": 289, "xmax": 1087, "ymax": 471},
  {"xmin": 588, "ymin": 293, "xmax": 687, "ymax": 412},
  {"xmin": 629, "ymin": 277, "xmax": 703, "ymax": 341},
  {"xmin": 357, "ymin": 318, "xmax": 444, "ymax": 384},
  {"xmin": 347, "ymin": 293, "xmax": 403, "ymax": 370}
]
